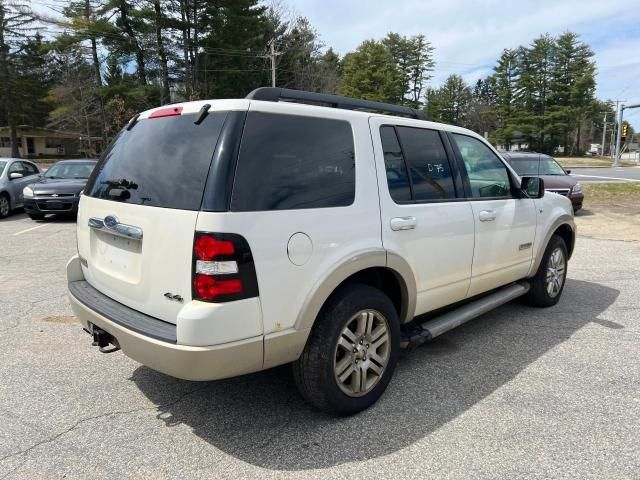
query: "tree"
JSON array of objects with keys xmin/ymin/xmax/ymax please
[
  {"xmin": 550, "ymin": 32, "xmax": 595, "ymax": 154},
  {"xmin": 491, "ymin": 49, "xmax": 519, "ymax": 148},
  {"xmin": 513, "ymin": 35, "xmax": 556, "ymax": 152},
  {"xmin": 466, "ymin": 77, "xmax": 498, "ymax": 136},
  {"xmin": 46, "ymin": 48, "xmax": 102, "ymax": 153},
  {"xmin": 339, "ymin": 39, "xmax": 403, "ymax": 103},
  {"xmin": 425, "ymin": 74, "xmax": 471, "ymax": 126},
  {"xmin": 100, "ymin": 0, "xmax": 149, "ymax": 85},
  {"xmin": 382, "ymin": 33, "xmax": 434, "ymax": 107},
  {"xmin": 0, "ymin": 0, "xmax": 39, "ymax": 157},
  {"xmin": 52, "ymin": 1, "xmax": 109, "ymax": 141},
  {"xmin": 196, "ymin": 0, "xmax": 271, "ymax": 99}
]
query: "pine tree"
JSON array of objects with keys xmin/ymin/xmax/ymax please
[
  {"xmin": 425, "ymin": 74, "xmax": 471, "ymax": 126},
  {"xmin": 382, "ymin": 33, "xmax": 434, "ymax": 107},
  {"xmin": 491, "ymin": 49, "xmax": 519, "ymax": 148},
  {"xmin": 339, "ymin": 39, "xmax": 404, "ymax": 103}
]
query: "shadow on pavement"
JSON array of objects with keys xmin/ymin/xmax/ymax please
[{"xmin": 131, "ymin": 278, "xmax": 618, "ymax": 470}]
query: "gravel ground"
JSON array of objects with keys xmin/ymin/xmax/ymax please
[{"xmin": 1, "ymin": 211, "xmax": 638, "ymax": 479}]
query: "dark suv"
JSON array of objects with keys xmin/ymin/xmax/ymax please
[{"xmin": 501, "ymin": 152, "xmax": 583, "ymax": 212}]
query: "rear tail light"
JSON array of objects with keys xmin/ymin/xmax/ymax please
[{"xmin": 192, "ymin": 232, "xmax": 258, "ymax": 303}]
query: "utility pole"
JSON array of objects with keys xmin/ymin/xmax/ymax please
[
  {"xmin": 261, "ymin": 39, "xmax": 282, "ymax": 88},
  {"xmin": 614, "ymin": 100, "xmax": 624, "ymax": 166},
  {"xmin": 601, "ymin": 112, "xmax": 607, "ymax": 156}
]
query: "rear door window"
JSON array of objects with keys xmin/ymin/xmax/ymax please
[
  {"xmin": 85, "ymin": 112, "xmax": 228, "ymax": 210},
  {"xmin": 396, "ymin": 127, "xmax": 456, "ymax": 201},
  {"xmin": 231, "ymin": 112, "xmax": 355, "ymax": 211}
]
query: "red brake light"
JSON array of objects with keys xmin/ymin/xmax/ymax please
[
  {"xmin": 194, "ymin": 274, "xmax": 242, "ymax": 301},
  {"xmin": 194, "ymin": 235, "xmax": 235, "ymax": 260},
  {"xmin": 149, "ymin": 106, "xmax": 183, "ymax": 119},
  {"xmin": 192, "ymin": 232, "xmax": 258, "ymax": 303}
]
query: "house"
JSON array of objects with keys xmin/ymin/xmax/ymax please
[{"xmin": 0, "ymin": 126, "xmax": 102, "ymax": 159}]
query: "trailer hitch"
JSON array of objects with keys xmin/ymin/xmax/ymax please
[{"xmin": 84, "ymin": 324, "xmax": 121, "ymax": 354}]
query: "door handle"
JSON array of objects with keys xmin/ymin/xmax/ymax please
[
  {"xmin": 478, "ymin": 210, "xmax": 497, "ymax": 222},
  {"xmin": 89, "ymin": 216, "xmax": 143, "ymax": 241},
  {"xmin": 390, "ymin": 216, "xmax": 417, "ymax": 231}
]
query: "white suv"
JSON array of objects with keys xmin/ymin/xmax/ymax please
[{"xmin": 67, "ymin": 88, "xmax": 576, "ymax": 415}]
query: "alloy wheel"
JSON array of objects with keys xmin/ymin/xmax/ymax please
[
  {"xmin": 546, "ymin": 247, "xmax": 566, "ymax": 298},
  {"xmin": 333, "ymin": 309, "xmax": 391, "ymax": 397}
]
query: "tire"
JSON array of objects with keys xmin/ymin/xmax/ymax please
[
  {"xmin": 293, "ymin": 283, "xmax": 400, "ymax": 415},
  {"xmin": 524, "ymin": 235, "xmax": 568, "ymax": 307},
  {"xmin": 28, "ymin": 213, "xmax": 45, "ymax": 221},
  {"xmin": 0, "ymin": 194, "xmax": 10, "ymax": 219}
]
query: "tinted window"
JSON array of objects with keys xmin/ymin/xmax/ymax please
[
  {"xmin": 22, "ymin": 162, "xmax": 39, "ymax": 176},
  {"xmin": 380, "ymin": 126, "xmax": 411, "ymax": 202},
  {"xmin": 452, "ymin": 134, "xmax": 511, "ymax": 198},
  {"xmin": 0, "ymin": 161, "xmax": 6, "ymax": 176},
  {"xmin": 232, "ymin": 112, "xmax": 355, "ymax": 211},
  {"xmin": 396, "ymin": 127, "xmax": 455, "ymax": 200},
  {"xmin": 85, "ymin": 112, "xmax": 227, "ymax": 210}
]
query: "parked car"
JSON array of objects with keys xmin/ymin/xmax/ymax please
[
  {"xmin": 0, "ymin": 158, "xmax": 41, "ymax": 219},
  {"xmin": 23, "ymin": 159, "xmax": 97, "ymax": 220},
  {"xmin": 67, "ymin": 88, "xmax": 576, "ymax": 415},
  {"xmin": 501, "ymin": 152, "xmax": 583, "ymax": 212}
]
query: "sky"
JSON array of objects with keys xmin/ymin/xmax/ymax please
[
  {"xmin": 290, "ymin": 0, "xmax": 640, "ymax": 128},
  {"xmin": 32, "ymin": 0, "xmax": 640, "ymax": 128}
]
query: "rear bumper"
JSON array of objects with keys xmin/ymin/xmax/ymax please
[
  {"xmin": 24, "ymin": 197, "xmax": 79, "ymax": 214},
  {"xmin": 66, "ymin": 256, "xmax": 264, "ymax": 381}
]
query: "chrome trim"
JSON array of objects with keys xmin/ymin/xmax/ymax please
[{"xmin": 88, "ymin": 216, "xmax": 143, "ymax": 241}]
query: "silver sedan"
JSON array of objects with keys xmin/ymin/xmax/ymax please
[{"xmin": 0, "ymin": 158, "xmax": 42, "ymax": 218}]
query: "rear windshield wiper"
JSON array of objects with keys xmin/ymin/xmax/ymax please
[{"xmin": 101, "ymin": 178, "xmax": 138, "ymax": 189}]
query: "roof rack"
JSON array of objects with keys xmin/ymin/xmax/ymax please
[{"xmin": 246, "ymin": 87, "xmax": 427, "ymax": 120}]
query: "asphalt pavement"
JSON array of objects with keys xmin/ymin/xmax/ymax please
[
  {"xmin": 1, "ymin": 212, "xmax": 639, "ymax": 479},
  {"xmin": 569, "ymin": 166, "xmax": 640, "ymax": 183}
]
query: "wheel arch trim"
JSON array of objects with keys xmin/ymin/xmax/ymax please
[
  {"xmin": 263, "ymin": 249, "xmax": 418, "ymax": 369},
  {"xmin": 528, "ymin": 214, "xmax": 576, "ymax": 277}
]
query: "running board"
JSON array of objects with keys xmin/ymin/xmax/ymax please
[{"xmin": 400, "ymin": 282, "xmax": 530, "ymax": 349}]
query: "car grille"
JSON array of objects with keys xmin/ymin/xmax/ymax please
[
  {"xmin": 546, "ymin": 188, "xmax": 570, "ymax": 197},
  {"xmin": 36, "ymin": 200, "xmax": 74, "ymax": 211},
  {"xmin": 36, "ymin": 193, "xmax": 76, "ymax": 198}
]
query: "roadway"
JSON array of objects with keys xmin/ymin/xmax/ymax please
[{"xmin": 569, "ymin": 166, "xmax": 640, "ymax": 183}]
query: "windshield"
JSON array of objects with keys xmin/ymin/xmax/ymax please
[
  {"xmin": 510, "ymin": 157, "xmax": 566, "ymax": 176},
  {"xmin": 45, "ymin": 162, "xmax": 96, "ymax": 179},
  {"xmin": 0, "ymin": 161, "xmax": 6, "ymax": 176},
  {"xmin": 85, "ymin": 112, "xmax": 228, "ymax": 210}
]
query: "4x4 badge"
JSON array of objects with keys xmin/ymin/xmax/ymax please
[{"xmin": 164, "ymin": 292, "xmax": 183, "ymax": 302}]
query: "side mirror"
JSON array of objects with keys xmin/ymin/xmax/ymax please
[
  {"xmin": 9, "ymin": 172, "xmax": 24, "ymax": 180},
  {"xmin": 520, "ymin": 176, "xmax": 545, "ymax": 199},
  {"xmin": 566, "ymin": 169, "xmax": 571, "ymax": 174}
]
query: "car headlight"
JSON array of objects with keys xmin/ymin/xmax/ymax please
[
  {"xmin": 572, "ymin": 182, "xmax": 582, "ymax": 194},
  {"xmin": 23, "ymin": 186, "xmax": 34, "ymax": 198}
]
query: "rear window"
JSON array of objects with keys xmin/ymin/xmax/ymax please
[
  {"xmin": 231, "ymin": 112, "xmax": 355, "ymax": 211},
  {"xmin": 85, "ymin": 112, "xmax": 227, "ymax": 210}
]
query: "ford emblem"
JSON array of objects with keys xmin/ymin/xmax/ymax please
[{"xmin": 104, "ymin": 215, "xmax": 119, "ymax": 228}]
